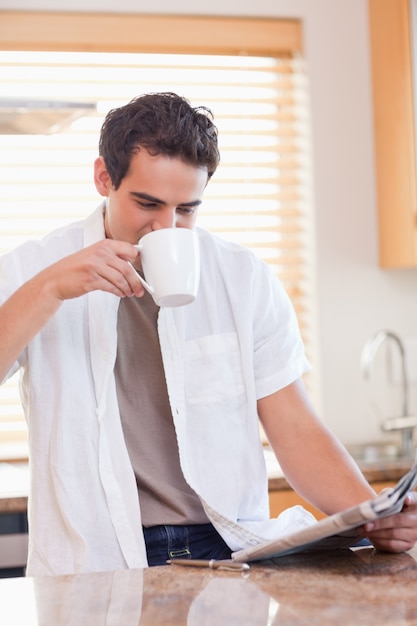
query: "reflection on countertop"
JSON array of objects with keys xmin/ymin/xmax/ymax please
[{"xmin": 1, "ymin": 545, "xmax": 417, "ymax": 625}]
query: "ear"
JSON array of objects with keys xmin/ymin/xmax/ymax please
[{"xmin": 94, "ymin": 156, "xmax": 112, "ymax": 196}]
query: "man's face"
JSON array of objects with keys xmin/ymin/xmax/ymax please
[{"xmin": 94, "ymin": 148, "xmax": 208, "ymax": 245}]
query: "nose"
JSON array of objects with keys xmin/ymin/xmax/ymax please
[{"xmin": 151, "ymin": 208, "xmax": 177, "ymax": 230}]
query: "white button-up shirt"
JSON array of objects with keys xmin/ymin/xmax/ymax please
[{"xmin": 0, "ymin": 205, "xmax": 311, "ymax": 576}]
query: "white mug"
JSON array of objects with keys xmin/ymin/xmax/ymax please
[{"xmin": 134, "ymin": 228, "xmax": 200, "ymax": 307}]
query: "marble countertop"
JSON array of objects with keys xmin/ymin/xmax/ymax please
[{"xmin": 1, "ymin": 545, "xmax": 417, "ymax": 625}]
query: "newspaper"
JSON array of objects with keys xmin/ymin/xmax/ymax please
[{"xmin": 232, "ymin": 459, "xmax": 417, "ymax": 563}]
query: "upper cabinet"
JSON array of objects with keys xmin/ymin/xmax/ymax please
[{"xmin": 369, "ymin": 0, "xmax": 417, "ymax": 268}]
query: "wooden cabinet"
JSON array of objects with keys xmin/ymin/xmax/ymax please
[
  {"xmin": 368, "ymin": 0, "xmax": 417, "ymax": 268},
  {"xmin": 269, "ymin": 480, "xmax": 396, "ymax": 520},
  {"xmin": 269, "ymin": 488, "xmax": 326, "ymax": 520}
]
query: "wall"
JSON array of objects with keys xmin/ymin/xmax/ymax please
[{"xmin": 1, "ymin": 0, "xmax": 417, "ymax": 446}]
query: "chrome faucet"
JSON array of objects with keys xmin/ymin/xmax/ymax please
[{"xmin": 361, "ymin": 330, "xmax": 417, "ymax": 457}]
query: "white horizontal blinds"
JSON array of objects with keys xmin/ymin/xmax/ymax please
[{"xmin": 0, "ymin": 50, "xmax": 316, "ymax": 445}]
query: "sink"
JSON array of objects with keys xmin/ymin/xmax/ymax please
[{"xmin": 346, "ymin": 441, "xmax": 414, "ymax": 465}]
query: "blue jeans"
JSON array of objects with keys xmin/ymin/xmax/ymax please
[{"xmin": 142, "ymin": 523, "xmax": 232, "ymax": 566}]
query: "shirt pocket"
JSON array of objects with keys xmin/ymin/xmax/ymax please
[{"xmin": 184, "ymin": 332, "xmax": 245, "ymax": 406}]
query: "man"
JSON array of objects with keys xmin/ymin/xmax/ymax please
[{"xmin": 0, "ymin": 92, "xmax": 416, "ymax": 576}]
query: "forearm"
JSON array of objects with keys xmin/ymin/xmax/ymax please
[
  {"xmin": 258, "ymin": 379, "xmax": 376, "ymax": 516},
  {"xmin": 0, "ymin": 273, "xmax": 62, "ymax": 381},
  {"xmin": 276, "ymin": 423, "xmax": 376, "ymax": 515},
  {"xmin": 0, "ymin": 238, "xmax": 145, "ymax": 382}
]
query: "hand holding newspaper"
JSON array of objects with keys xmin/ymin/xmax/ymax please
[{"xmin": 232, "ymin": 458, "xmax": 417, "ymax": 563}]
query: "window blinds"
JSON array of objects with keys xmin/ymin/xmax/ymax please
[{"xmin": 0, "ymin": 48, "xmax": 317, "ymax": 453}]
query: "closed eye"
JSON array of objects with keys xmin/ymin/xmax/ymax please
[
  {"xmin": 130, "ymin": 192, "xmax": 163, "ymax": 209},
  {"xmin": 130, "ymin": 192, "xmax": 201, "ymax": 214},
  {"xmin": 177, "ymin": 206, "xmax": 197, "ymax": 215},
  {"xmin": 137, "ymin": 200, "xmax": 160, "ymax": 209}
]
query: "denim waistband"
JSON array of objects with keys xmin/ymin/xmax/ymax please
[{"xmin": 142, "ymin": 522, "xmax": 231, "ymax": 566}]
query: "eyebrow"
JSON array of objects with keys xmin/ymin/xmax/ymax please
[{"xmin": 130, "ymin": 191, "xmax": 202, "ymax": 207}]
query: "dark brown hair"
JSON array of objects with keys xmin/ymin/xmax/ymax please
[{"xmin": 99, "ymin": 92, "xmax": 220, "ymax": 189}]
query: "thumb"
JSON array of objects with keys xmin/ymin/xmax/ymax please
[{"xmin": 404, "ymin": 491, "xmax": 417, "ymax": 507}]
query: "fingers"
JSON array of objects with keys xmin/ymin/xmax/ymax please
[
  {"xmin": 365, "ymin": 530, "xmax": 416, "ymax": 554},
  {"xmin": 361, "ymin": 491, "xmax": 417, "ymax": 553},
  {"xmin": 51, "ymin": 240, "xmax": 145, "ymax": 300},
  {"xmin": 98, "ymin": 252, "xmax": 145, "ymax": 298},
  {"xmin": 404, "ymin": 491, "xmax": 417, "ymax": 507},
  {"xmin": 95, "ymin": 261, "xmax": 144, "ymax": 298},
  {"xmin": 109, "ymin": 243, "xmax": 145, "ymax": 297}
]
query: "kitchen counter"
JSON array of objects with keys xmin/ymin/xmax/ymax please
[
  {"xmin": 265, "ymin": 447, "xmax": 414, "ymax": 490},
  {"xmin": 1, "ymin": 453, "xmax": 415, "ymax": 514},
  {"xmin": 0, "ymin": 463, "xmax": 28, "ymax": 514},
  {"xmin": 268, "ymin": 460, "xmax": 416, "ymax": 491},
  {"xmin": 1, "ymin": 545, "xmax": 417, "ymax": 625}
]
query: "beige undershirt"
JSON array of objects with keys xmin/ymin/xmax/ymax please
[{"xmin": 115, "ymin": 290, "xmax": 209, "ymax": 527}]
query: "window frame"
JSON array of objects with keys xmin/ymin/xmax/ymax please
[
  {"xmin": 0, "ymin": 11, "xmax": 302, "ymax": 57},
  {"xmin": 0, "ymin": 12, "xmax": 317, "ymax": 461}
]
